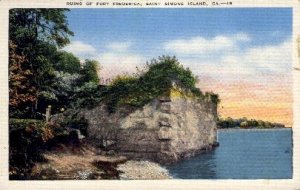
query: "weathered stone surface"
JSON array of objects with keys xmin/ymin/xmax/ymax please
[
  {"xmin": 77, "ymin": 91, "xmax": 217, "ymax": 164},
  {"xmin": 158, "ymin": 127, "xmax": 172, "ymax": 140},
  {"xmin": 51, "ymin": 86, "xmax": 218, "ymax": 164},
  {"xmin": 158, "ymin": 96, "xmax": 171, "ymax": 102},
  {"xmin": 160, "ymin": 103, "xmax": 172, "ymax": 113},
  {"xmin": 159, "ymin": 120, "xmax": 171, "ymax": 127}
]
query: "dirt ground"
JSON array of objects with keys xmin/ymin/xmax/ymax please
[{"xmin": 30, "ymin": 144, "xmax": 170, "ymax": 180}]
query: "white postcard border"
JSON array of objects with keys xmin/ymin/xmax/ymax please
[{"xmin": 0, "ymin": 0, "xmax": 299, "ymax": 189}]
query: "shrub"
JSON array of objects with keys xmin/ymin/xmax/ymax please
[
  {"xmin": 60, "ymin": 117, "xmax": 89, "ymax": 137},
  {"xmin": 9, "ymin": 119, "xmax": 70, "ymax": 179},
  {"xmin": 9, "ymin": 118, "xmax": 45, "ymax": 130},
  {"xmin": 73, "ymin": 82, "xmax": 108, "ymax": 109},
  {"xmin": 105, "ymin": 56, "xmax": 219, "ymax": 112}
]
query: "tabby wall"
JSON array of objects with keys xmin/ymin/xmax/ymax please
[{"xmin": 79, "ymin": 92, "xmax": 218, "ymax": 164}]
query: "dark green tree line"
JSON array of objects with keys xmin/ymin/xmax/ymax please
[{"xmin": 9, "ymin": 9, "xmax": 100, "ymax": 118}]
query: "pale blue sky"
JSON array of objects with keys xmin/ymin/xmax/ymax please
[
  {"xmin": 64, "ymin": 8, "xmax": 292, "ymax": 79},
  {"xmin": 63, "ymin": 8, "xmax": 293, "ymax": 125}
]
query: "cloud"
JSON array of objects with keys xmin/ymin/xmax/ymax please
[
  {"xmin": 93, "ymin": 41, "xmax": 146, "ymax": 79},
  {"xmin": 63, "ymin": 41, "xmax": 97, "ymax": 58},
  {"xmin": 97, "ymin": 52, "xmax": 144, "ymax": 79},
  {"xmin": 163, "ymin": 33, "xmax": 250, "ymax": 55},
  {"xmin": 240, "ymin": 39, "xmax": 291, "ymax": 73},
  {"xmin": 106, "ymin": 42, "xmax": 132, "ymax": 52},
  {"xmin": 169, "ymin": 38, "xmax": 291, "ymax": 78},
  {"xmin": 163, "ymin": 34, "xmax": 292, "ymax": 127},
  {"xmin": 63, "ymin": 40, "xmax": 145, "ymax": 80},
  {"xmin": 63, "ymin": 37, "xmax": 292, "ymax": 85},
  {"xmin": 235, "ymin": 33, "xmax": 251, "ymax": 42}
]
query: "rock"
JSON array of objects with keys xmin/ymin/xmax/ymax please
[
  {"xmin": 117, "ymin": 160, "xmax": 171, "ymax": 180},
  {"xmin": 53, "ymin": 83, "xmax": 219, "ymax": 165},
  {"xmin": 158, "ymin": 127, "xmax": 172, "ymax": 140},
  {"xmin": 159, "ymin": 120, "xmax": 171, "ymax": 127},
  {"xmin": 160, "ymin": 103, "xmax": 172, "ymax": 113},
  {"xmin": 106, "ymin": 150, "xmax": 116, "ymax": 156},
  {"xmin": 75, "ymin": 170, "xmax": 93, "ymax": 180},
  {"xmin": 213, "ymin": 141, "xmax": 220, "ymax": 147}
]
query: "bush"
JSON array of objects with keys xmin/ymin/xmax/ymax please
[
  {"xmin": 9, "ymin": 119, "xmax": 70, "ymax": 179},
  {"xmin": 142, "ymin": 56, "xmax": 199, "ymax": 94},
  {"xmin": 105, "ymin": 56, "xmax": 219, "ymax": 112},
  {"xmin": 9, "ymin": 119, "xmax": 45, "ymax": 130},
  {"xmin": 73, "ymin": 82, "xmax": 108, "ymax": 109},
  {"xmin": 60, "ymin": 117, "xmax": 89, "ymax": 137}
]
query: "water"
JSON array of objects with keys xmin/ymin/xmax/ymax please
[{"xmin": 168, "ymin": 128, "xmax": 292, "ymax": 179}]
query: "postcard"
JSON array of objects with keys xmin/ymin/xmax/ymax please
[{"xmin": 0, "ymin": 0, "xmax": 300, "ymax": 189}]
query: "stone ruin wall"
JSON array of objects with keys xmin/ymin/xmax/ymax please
[{"xmin": 79, "ymin": 94, "xmax": 218, "ymax": 164}]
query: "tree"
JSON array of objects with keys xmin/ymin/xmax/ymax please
[
  {"xmin": 79, "ymin": 59, "xmax": 100, "ymax": 85},
  {"xmin": 38, "ymin": 71, "xmax": 81, "ymax": 113},
  {"xmin": 142, "ymin": 56, "xmax": 199, "ymax": 94},
  {"xmin": 52, "ymin": 51, "xmax": 81, "ymax": 74},
  {"xmin": 9, "ymin": 41, "xmax": 36, "ymax": 117},
  {"xmin": 9, "ymin": 9, "xmax": 73, "ymax": 49},
  {"xmin": 73, "ymin": 82, "xmax": 104, "ymax": 108},
  {"xmin": 9, "ymin": 9, "xmax": 74, "ymax": 117}
]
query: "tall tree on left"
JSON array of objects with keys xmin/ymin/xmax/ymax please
[{"xmin": 9, "ymin": 9, "xmax": 73, "ymax": 118}]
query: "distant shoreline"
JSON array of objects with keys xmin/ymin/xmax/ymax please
[{"xmin": 217, "ymin": 117, "xmax": 286, "ymax": 129}]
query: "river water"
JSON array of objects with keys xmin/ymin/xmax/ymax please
[{"xmin": 167, "ymin": 128, "xmax": 292, "ymax": 179}]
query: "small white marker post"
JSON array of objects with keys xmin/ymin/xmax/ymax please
[{"xmin": 45, "ymin": 105, "xmax": 51, "ymax": 122}]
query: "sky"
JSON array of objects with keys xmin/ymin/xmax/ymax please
[{"xmin": 64, "ymin": 8, "xmax": 293, "ymax": 126}]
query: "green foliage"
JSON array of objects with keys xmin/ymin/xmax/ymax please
[
  {"xmin": 105, "ymin": 75, "xmax": 139, "ymax": 112},
  {"xmin": 79, "ymin": 59, "xmax": 100, "ymax": 85},
  {"xmin": 217, "ymin": 117, "xmax": 285, "ymax": 129},
  {"xmin": 73, "ymin": 82, "xmax": 107, "ymax": 109},
  {"xmin": 9, "ymin": 9, "xmax": 73, "ymax": 48},
  {"xmin": 9, "ymin": 119, "xmax": 69, "ymax": 179},
  {"xmin": 66, "ymin": 60, "xmax": 102, "ymax": 109},
  {"xmin": 60, "ymin": 117, "xmax": 89, "ymax": 137},
  {"xmin": 102, "ymin": 56, "xmax": 218, "ymax": 112},
  {"xmin": 9, "ymin": 9, "xmax": 74, "ymax": 118},
  {"xmin": 40, "ymin": 71, "xmax": 81, "ymax": 113},
  {"xmin": 53, "ymin": 51, "xmax": 81, "ymax": 74},
  {"xmin": 9, "ymin": 9, "xmax": 102, "ymax": 118},
  {"xmin": 143, "ymin": 56, "xmax": 199, "ymax": 93},
  {"xmin": 9, "ymin": 119, "xmax": 44, "ymax": 130}
]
